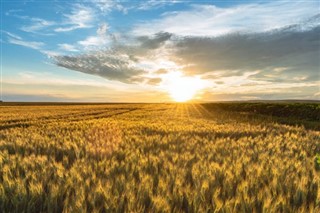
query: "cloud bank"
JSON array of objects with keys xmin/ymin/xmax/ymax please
[
  {"xmin": 172, "ymin": 20, "xmax": 320, "ymax": 81},
  {"xmin": 54, "ymin": 18, "xmax": 320, "ymax": 88}
]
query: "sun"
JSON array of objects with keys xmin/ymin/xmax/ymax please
[{"xmin": 163, "ymin": 72, "xmax": 206, "ymax": 102}]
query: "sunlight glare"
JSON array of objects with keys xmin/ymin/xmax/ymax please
[{"xmin": 164, "ymin": 72, "xmax": 206, "ymax": 102}]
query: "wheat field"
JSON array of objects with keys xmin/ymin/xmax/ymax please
[{"xmin": 0, "ymin": 103, "xmax": 319, "ymax": 212}]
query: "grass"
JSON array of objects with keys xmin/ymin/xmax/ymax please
[{"xmin": 0, "ymin": 102, "xmax": 319, "ymax": 212}]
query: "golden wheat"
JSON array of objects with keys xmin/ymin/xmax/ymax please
[{"xmin": 0, "ymin": 103, "xmax": 319, "ymax": 212}]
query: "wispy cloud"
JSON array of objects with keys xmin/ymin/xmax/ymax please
[
  {"xmin": 58, "ymin": 43, "xmax": 79, "ymax": 52},
  {"xmin": 90, "ymin": 0, "xmax": 128, "ymax": 13},
  {"xmin": 78, "ymin": 23, "xmax": 111, "ymax": 48},
  {"xmin": 133, "ymin": 1, "xmax": 319, "ymax": 36},
  {"xmin": 1, "ymin": 31, "xmax": 22, "ymax": 40},
  {"xmin": 89, "ymin": 0, "xmax": 179, "ymax": 14},
  {"xmin": 5, "ymin": 31, "xmax": 61, "ymax": 55},
  {"xmin": 54, "ymin": 4, "xmax": 94, "ymax": 32},
  {"xmin": 40, "ymin": 50, "xmax": 63, "ymax": 57},
  {"xmin": 8, "ymin": 37, "xmax": 44, "ymax": 50},
  {"xmin": 136, "ymin": 0, "xmax": 179, "ymax": 10},
  {"xmin": 89, "ymin": 0, "xmax": 177, "ymax": 14},
  {"xmin": 20, "ymin": 18, "xmax": 56, "ymax": 34},
  {"xmin": 5, "ymin": 71, "xmax": 111, "ymax": 88},
  {"xmin": 5, "ymin": 9, "xmax": 23, "ymax": 16}
]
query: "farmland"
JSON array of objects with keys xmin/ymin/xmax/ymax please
[{"xmin": 0, "ymin": 102, "xmax": 319, "ymax": 212}]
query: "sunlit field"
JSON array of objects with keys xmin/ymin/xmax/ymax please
[{"xmin": 0, "ymin": 102, "xmax": 319, "ymax": 212}]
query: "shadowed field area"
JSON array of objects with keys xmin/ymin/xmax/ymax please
[{"xmin": 0, "ymin": 103, "xmax": 319, "ymax": 212}]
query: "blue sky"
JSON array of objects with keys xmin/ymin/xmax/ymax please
[{"xmin": 1, "ymin": 0, "xmax": 319, "ymax": 102}]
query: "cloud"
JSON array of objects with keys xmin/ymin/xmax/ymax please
[
  {"xmin": 97, "ymin": 22, "xmax": 108, "ymax": 36},
  {"xmin": 5, "ymin": 10, "xmax": 56, "ymax": 35},
  {"xmin": 132, "ymin": 1, "xmax": 319, "ymax": 36},
  {"xmin": 154, "ymin": 69, "xmax": 168, "ymax": 75},
  {"xmin": 110, "ymin": 32, "xmax": 173, "ymax": 61},
  {"xmin": 89, "ymin": 0, "xmax": 177, "ymax": 14},
  {"xmin": 5, "ymin": 9, "xmax": 23, "ymax": 16},
  {"xmin": 146, "ymin": 77, "xmax": 162, "ymax": 85},
  {"xmin": 78, "ymin": 23, "xmax": 111, "ymax": 48},
  {"xmin": 58, "ymin": 44, "xmax": 79, "ymax": 52},
  {"xmin": 54, "ymin": 4, "xmax": 94, "ymax": 32},
  {"xmin": 90, "ymin": 0, "xmax": 127, "ymax": 13},
  {"xmin": 171, "ymin": 23, "xmax": 320, "ymax": 83},
  {"xmin": 4, "ymin": 31, "xmax": 64, "ymax": 56},
  {"xmin": 40, "ymin": 50, "xmax": 62, "ymax": 57},
  {"xmin": 8, "ymin": 37, "xmax": 44, "ymax": 50},
  {"xmin": 20, "ymin": 18, "xmax": 56, "ymax": 34},
  {"xmin": 5, "ymin": 32, "xmax": 62, "ymax": 56},
  {"xmin": 4, "ymin": 71, "xmax": 112, "ymax": 88},
  {"xmin": 78, "ymin": 36, "xmax": 108, "ymax": 48},
  {"xmin": 54, "ymin": 19, "xmax": 319, "ymax": 91},
  {"xmin": 1, "ymin": 31, "xmax": 22, "ymax": 40},
  {"xmin": 201, "ymin": 87, "xmax": 320, "ymax": 101},
  {"xmin": 137, "ymin": 32, "xmax": 172, "ymax": 49},
  {"xmin": 54, "ymin": 52, "xmax": 146, "ymax": 83},
  {"xmin": 53, "ymin": 31, "xmax": 175, "ymax": 83},
  {"xmin": 78, "ymin": 36, "xmax": 106, "ymax": 47},
  {"xmin": 136, "ymin": 0, "xmax": 179, "ymax": 10}
]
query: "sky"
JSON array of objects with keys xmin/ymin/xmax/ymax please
[{"xmin": 1, "ymin": 0, "xmax": 319, "ymax": 102}]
